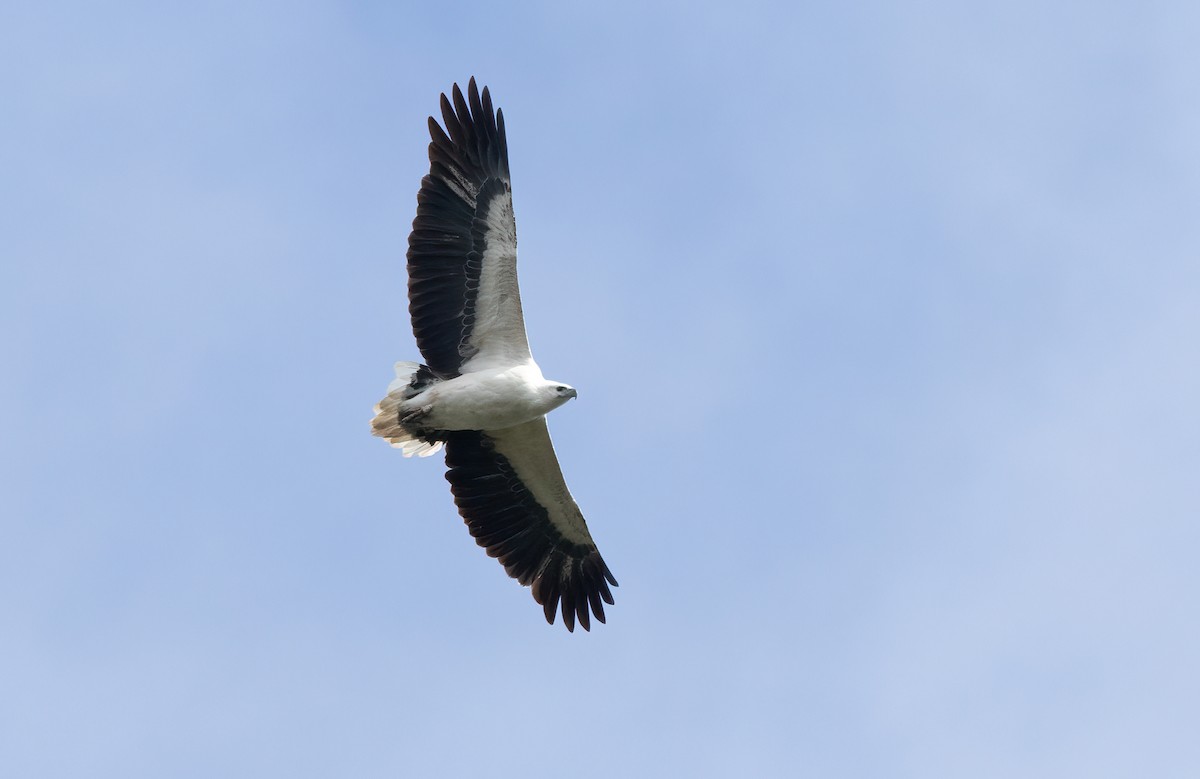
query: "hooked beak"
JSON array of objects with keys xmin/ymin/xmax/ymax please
[{"xmin": 566, "ymin": 388, "xmax": 578, "ymax": 400}]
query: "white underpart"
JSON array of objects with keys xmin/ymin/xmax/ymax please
[
  {"xmin": 417, "ymin": 362, "xmax": 559, "ymax": 432},
  {"xmin": 459, "ymin": 187, "xmax": 532, "ymax": 373},
  {"xmin": 371, "ymin": 360, "xmax": 571, "ymax": 456}
]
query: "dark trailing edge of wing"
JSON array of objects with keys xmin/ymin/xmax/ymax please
[
  {"xmin": 407, "ymin": 78, "xmax": 511, "ymax": 378},
  {"xmin": 443, "ymin": 431, "xmax": 618, "ymax": 632}
]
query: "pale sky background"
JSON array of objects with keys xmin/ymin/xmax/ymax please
[{"xmin": 3, "ymin": 2, "xmax": 1199, "ymax": 777}]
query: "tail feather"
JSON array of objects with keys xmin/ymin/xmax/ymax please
[{"xmin": 371, "ymin": 361, "xmax": 444, "ymax": 458}]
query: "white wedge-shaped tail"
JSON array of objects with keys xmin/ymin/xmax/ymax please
[{"xmin": 371, "ymin": 361, "xmax": 443, "ymax": 458}]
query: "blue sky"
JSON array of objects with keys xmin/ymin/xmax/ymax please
[{"xmin": 3, "ymin": 1, "xmax": 1199, "ymax": 776}]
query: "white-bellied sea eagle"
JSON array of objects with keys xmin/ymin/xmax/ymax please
[{"xmin": 371, "ymin": 79, "xmax": 617, "ymax": 632}]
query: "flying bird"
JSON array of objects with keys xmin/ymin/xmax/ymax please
[{"xmin": 371, "ymin": 79, "xmax": 617, "ymax": 632}]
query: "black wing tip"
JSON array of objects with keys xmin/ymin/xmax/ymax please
[
  {"xmin": 446, "ymin": 75, "xmax": 479, "ymax": 99},
  {"xmin": 426, "ymin": 78, "xmax": 509, "ymax": 181},
  {"xmin": 529, "ymin": 550, "xmax": 616, "ymax": 634}
]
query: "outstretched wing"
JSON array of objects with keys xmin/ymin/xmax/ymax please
[
  {"xmin": 407, "ymin": 78, "xmax": 531, "ymax": 378},
  {"xmin": 443, "ymin": 419, "xmax": 618, "ymax": 632}
]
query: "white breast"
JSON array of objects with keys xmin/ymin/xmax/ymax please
[{"xmin": 422, "ymin": 363, "xmax": 551, "ymax": 431}]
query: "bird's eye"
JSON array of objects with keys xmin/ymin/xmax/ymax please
[{"xmin": 556, "ymin": 386, "xmax": 567, "ymax": 392}]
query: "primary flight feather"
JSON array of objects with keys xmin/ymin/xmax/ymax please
[{"xmin": 371, "ymin": 78, "xmax": 617, "ymax": 632}]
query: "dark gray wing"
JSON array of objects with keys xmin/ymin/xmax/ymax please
[
  {"xmin": 444, "ymin": 419, "xmax": 618, "ymax": 632},
  {"xmin": 407, "ymin": 78, "xmax": 531, "ymax": 378}
]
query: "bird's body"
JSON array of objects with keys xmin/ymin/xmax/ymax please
[
  {"xmin": 371, "ymin": 79, "xmax": 616, "ymax": 632},
  {"xmin": 382, "ymin": 361, "xmax": 574, "ymax": 436}
]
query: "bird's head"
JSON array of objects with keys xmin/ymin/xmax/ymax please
[{"xmin": 544, "ymin": 381, "xmax": 578, "ymax": 410}]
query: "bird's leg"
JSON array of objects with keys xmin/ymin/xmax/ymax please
[{"xmin": 400, "ymin": 405, "xmax": 433, "ymax": 426}]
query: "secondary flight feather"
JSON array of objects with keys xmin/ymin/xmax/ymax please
[{"xmin": 371, "ymin": 78, "xmax": 617, "ymax": 632}]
